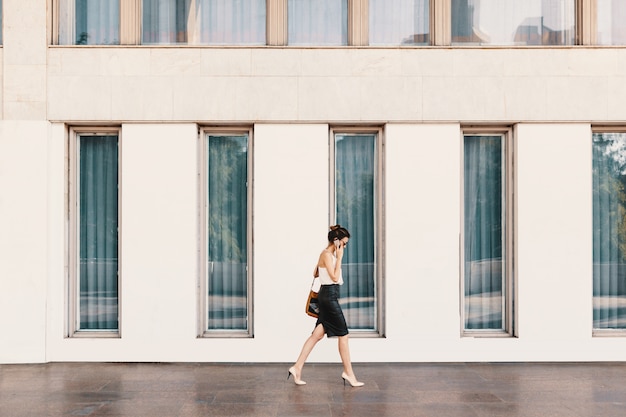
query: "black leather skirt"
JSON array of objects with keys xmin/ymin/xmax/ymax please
[{"xmin": 315, "ymin": 284, "xmax": 349, "ymax": 337}]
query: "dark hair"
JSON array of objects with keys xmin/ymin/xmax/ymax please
[{"xmin": 328, "ymin": 224, "xmax": 350, "ymax": 242}]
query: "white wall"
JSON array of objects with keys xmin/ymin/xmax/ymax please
[
  {"xmin": 46, "ymin": 47, "xmax": 626, "ymax": 123},
  {"xmin": 0, "ymin": 121, "xmax": 49, "ymax": 363},
  {"xmin": 3, "ymin": 0, "xmax": 626, "ymax": 363},
  {"xmin": 29, "ymin": 122, "xmax": 626, "ymax": 363}
]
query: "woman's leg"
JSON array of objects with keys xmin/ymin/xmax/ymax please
[
  {"xmin": 292, "ymin": 323, "xmax": 325, "ymax": 374},
  {"xmin": 338, "ymin": 335, "xmax": 364, "ymax": 386},
  {"xmin": 338, "ymin": 335, "xmax": 355, "ymax": 376}
]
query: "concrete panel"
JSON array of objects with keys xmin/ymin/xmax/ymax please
[
  {"xmin": 46, "ymin": 48, "xmax": 626, "ymax": 123},
  {"xmin": 517, "ymin": 123, "xmax": 593, "ymax": 343},
  {"xmin": 0, "ymin": 121, "xmax": 49, "ymax": 363}
]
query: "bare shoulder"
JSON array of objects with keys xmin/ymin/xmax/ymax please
[{"xmin": 318, "ymin": 249, "xmax": 333, "ymax": 267}]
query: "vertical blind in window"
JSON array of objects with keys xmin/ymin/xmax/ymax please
[
  {"xmin": 288, "ymin": 0, "xmax": 348, "ymax": 45},
  {"xmin": 59, "ymin": 0, "xmax": 120, "ymax": 45},
  {"xmin": 451, "ymin": 0, "xmax": 575, "ymax": 45},
  {"xmin": 335, "ymin": 133, "xmax": 377, "ymax": 331},
  {"xmin": 596, "ymin": 0, "xmax": 626, "ymax": 45},
  {"xmin": 593, "ymin": 132, "xmax": 626, "ymax": 330},
  {"xmin": 197, "ymin": 0, "xmax": 266, "ymax": 45},
  {"xmin": 369, "ymin": 0, "xmax": 429, "ymax": 45},
  {"xmin": 78, "ymin": 135, "xmax": 119, "ymax": 330},
  {"xmin": 464, "ymin": 135, "xmax": 505, "ymax": 330},
  {"xmin": 143, "ymin": 0, "xmax": 191, "ymax": 44},
  {"xmin": 206, "ymin": 134, "xmax": 249, "ymax": 331}
]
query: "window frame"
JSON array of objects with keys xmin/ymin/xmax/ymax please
[
  {"xmin": 53, "ymin": 0, "xmax": 268, "ymax": 45},
  {"xmin": 591, "ymin": 126, "xmax": 626, "ymax": 337},
  {"xmin": 198, "ymin": 126, "xmax": 254, "ymax": 338},
  {"xmin": 460, "ymin": 126, "xmax": 516, "ymax": 338},
  {"xmin": 67, "ymin": 126, "xmax": 122, "ymax": 338},
  {"xmin": 51, "ymin": 0, "xmax": 609, "ymax": 46},
  {"xmin": 329, "ymin": 126, "xmax": 385, "ymax": 338}
]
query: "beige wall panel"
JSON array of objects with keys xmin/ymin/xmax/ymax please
[
  {"xmin": 516, "ymin": 124, "xmax": 596, "ymax": 355},
  {"xmin": 2, "ymin": 0, "xmax": 47, "ymax": 119},
  {"xmin": 0, "ymin": 121, "xmax": 50, "ymax": 363},
  {"xmin": 384, "ymin": 124, "xmax": 462, "ymax": 352},
  {"xmin": 47, "ymin": 48, "xmax": 626, "ymax": 123},
  {"xmin": 253, "ymin": 123, "xmax": 330, "ymax": 362}
]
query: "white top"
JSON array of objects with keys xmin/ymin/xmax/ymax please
[{"xmin": 317, "ymin": 254, "xmax": 343, "ymax": 286}]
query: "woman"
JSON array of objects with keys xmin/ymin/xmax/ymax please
[{"xmin": 288, "ymin": 225, "xmax": 364, "ymax": 387}]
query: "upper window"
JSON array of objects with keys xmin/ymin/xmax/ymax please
[
  {"xmin": 462, "ymin": 130, "xmax": 515, "ymax": 336},
  {"xmin": 331, "ymin": 129, "xmax": 384, "ymax": 335},
  {"xmin": 369, "ymin": 0, "xmax": 429, "ymax": 45},
  {"xmin": 59, "ymin": 0, "xmax": 121, "ymax": 45},
  {"xmin": 69, "ymin": 129, "xmax": 120, "ymax": 336},
  {"xmin": 57, "ymin": 0, "xmax": 266, "ymax": 45},
  {"xmin": 451, "ymin": 0, "xmax": 576, "ymax": 45},
  {"xmin": 200, "ymin": 129, "xmax": 253, "ymax": 337},
  {"xmin": 142, "ymin": 0, "xmax": 191, "ymax": 44},
  {"xmin": 196, "ymin": 0, "xmax": 266, "ymax": 45},
  {"xmin": 592, "ymin": 131, "xmax": 626, "ymax": 334},
  {"xmin": 596, "ymin": 0, "xmax": 626, "ymax": 45},
  {"xmin": 288, "ymin": 0, "xmax": 348, "ymax": 45}
]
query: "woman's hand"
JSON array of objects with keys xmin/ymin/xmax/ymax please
[{"xmin": 336, "ymin": 241, "xmax": 345, "ymax": 259}]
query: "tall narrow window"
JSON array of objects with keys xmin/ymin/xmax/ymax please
[
  {"xmin": 143, "ymin": 0, "xmax": 191, "ymax": 44},
  {"xmin": 369, "ymin": 0, "xmax": 429, "ymax": 45},
  {"xmin": 332, "ymin": 130, "xmax": 383, "ymax": 334},
  {"xmin": 288, "ymin": 0, "xmax": 348, "ymax": 45},
  {"xmin": 463, "ymin": 132, "xmax": 514, "ymax": 335},
  {"xmin": 59, "ymin": 0, "xmax": 120, "ymax": 45},
  {"xmin": 196, "ymin": 0, "xmax": 266, "ymax": 45},
  {"xmin": 593, "ymin": 132, "xmax": 626, "ymax": 333},
  {"xmin": 596, "ymin": 0, "xmax": 626, "ymax": 45},
  {"xmin": 201, "ymin": 130, "xmax": 252, "ymax": 336},
  {"xmin": 451, "ymin": 0, "xmax": 575, "ymax": 45},
  {"xmin": 70, "ymin": 131, "xmax": 120, "ymax": 335}
]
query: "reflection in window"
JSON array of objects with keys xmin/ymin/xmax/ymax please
[
  {"xmin": 597, "ymin": 0, "xmax": 626, "ymax": 45},
  {"xmin": 77, "ymin": 135, "xmax": 119, "ymax": 330},
  {"xmin": 451, "ymin": 0, "xmax": 575, "ymax": 45},
  {"xmin": 464, "ymin": 135, "xmax": 506, "ymax": 330},
  {"xmin": 59, "ymin": 0, "xmax": 120, "ymax": 45},
  {"xmin": 143, "ymin": 0, "xmax": 191, "ymax": 44},
  {"xmin": 197, "ymin": 0, "xmax": 266, "ymax": 45},
  {"xmin": 206, "ymin": 134, "xmax": 249, "ymax": 331},
  {"xmin": 288, "ymin": 0, "xmax": 347, "ymax": 45},
  {"xmin": 593, "ymin": 133, "xmax": 626, "ymax": 330},
  {"xmin": 334, "ymin": 133, "xmax": 378, "ymax": 331},
  {"xmin": 369, "ymin": 0, "xmax": 429, "ymax": 45}
]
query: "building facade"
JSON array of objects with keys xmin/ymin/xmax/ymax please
[{"xmin": 2, "ymin": 0, "xmax": 626, "ymax": 363}]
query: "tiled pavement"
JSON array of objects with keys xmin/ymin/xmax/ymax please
[{"xmin": 0, "ymin": 362, "xmax": 625, "ymax": 416}]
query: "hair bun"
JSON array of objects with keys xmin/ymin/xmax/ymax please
[{"xmin": 330, "ymin": 224, "xmax": 341, "ymax": 231}]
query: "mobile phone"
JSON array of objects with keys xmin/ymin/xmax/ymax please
[{"xmin": 334, "ymin": 240, "xmax": 341, "ymax": 249}]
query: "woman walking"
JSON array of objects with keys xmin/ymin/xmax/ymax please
[{"xmin": 288, "ymin": 225, "xmax": 364, "ymax": 387}]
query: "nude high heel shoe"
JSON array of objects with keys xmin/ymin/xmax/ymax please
[
  {"xmin": 341, "ymin": 372, "xmax": 364, "ymax": 387},
  {"xmin": 288, "ymin": 366, "xmax": 306, "ymax": 385}
]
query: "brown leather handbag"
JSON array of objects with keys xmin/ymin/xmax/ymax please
[{"xmin": 305, "ymin": 267, "xmax": 320, "ymax": 318}]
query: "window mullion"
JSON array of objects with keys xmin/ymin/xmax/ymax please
[
  {"xmin": 187, "ymin": 0, "xmax": 198, "ymax": 44},
  {"xmin": 120, "ymin": 0, "xmax": 141, "ymax": 45},
  {"xmin": 267, "ymin": 0, "xmax": 287, "ymax": 45},
  {"xmin": 579, "ymin": 0, "xmax": 595, "ymax": 45},
  {"xmin": 432, "ymin": 0, "xmax": 450, "ymax": 46},
  {"xmin": 349, "ymin": 0, "xmax": 368, "ymax": 46}
]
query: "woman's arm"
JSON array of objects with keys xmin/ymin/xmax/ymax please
[{"xmin": 320, "ymin": 244, "xmax": 344, "ymax": 282}]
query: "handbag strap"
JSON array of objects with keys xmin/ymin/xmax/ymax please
[{"xmin": 311, "ymin": 266, "xmax": 320, "ymax": 289}]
